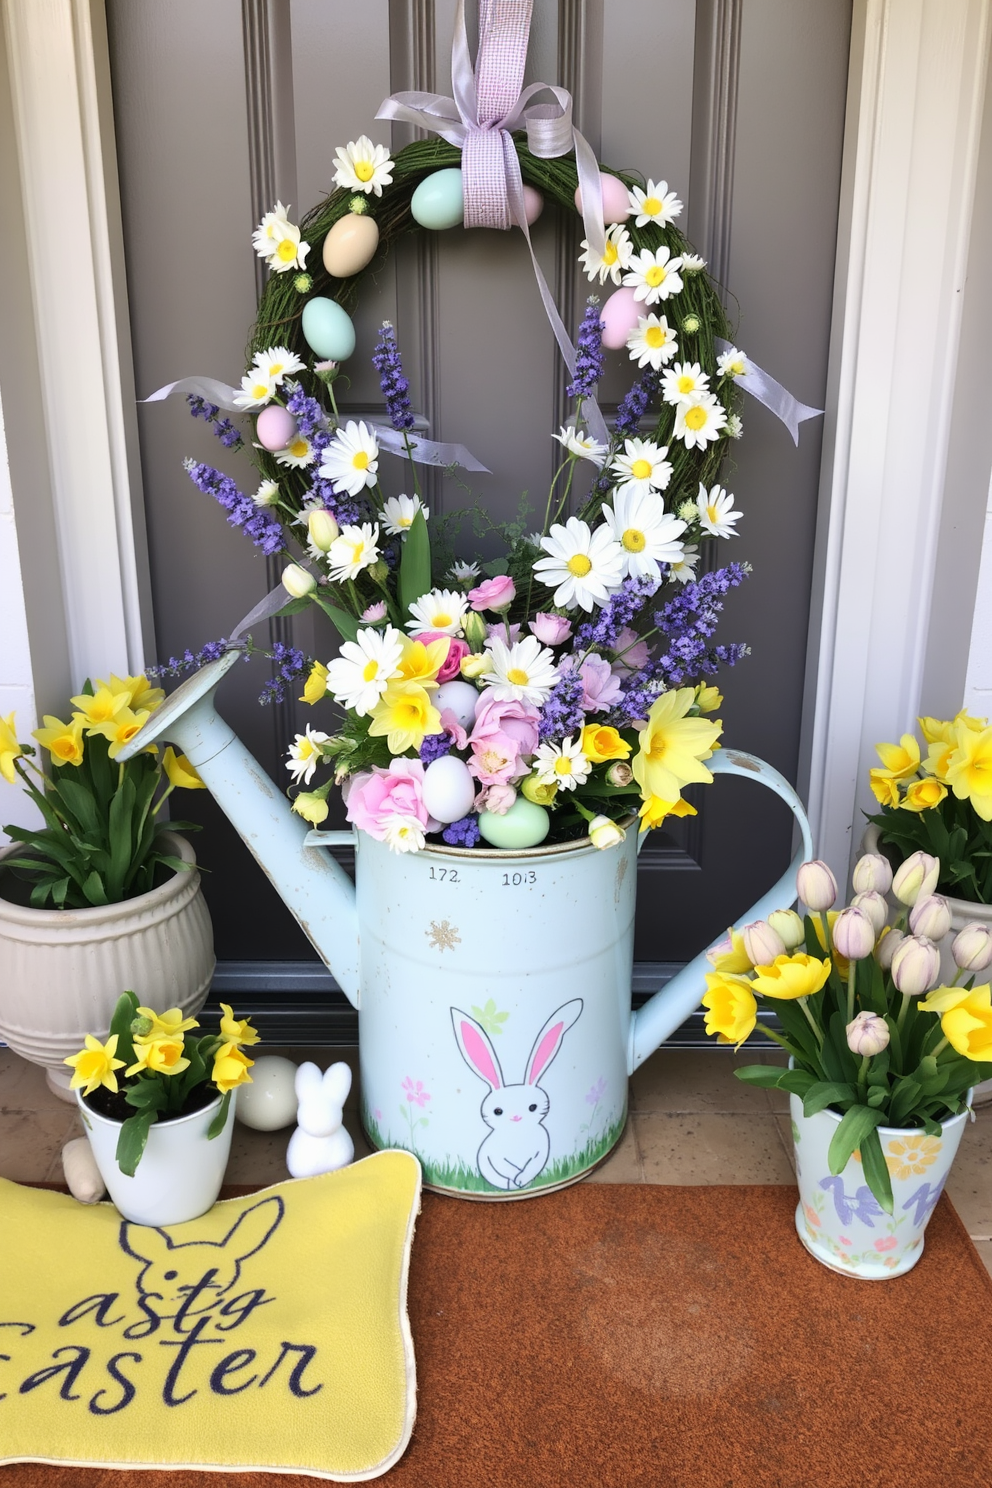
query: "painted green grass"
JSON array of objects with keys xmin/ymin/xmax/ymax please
[{"xmin": 362, "ymin": 1102, "xmax": 626, "ymax": 1193}]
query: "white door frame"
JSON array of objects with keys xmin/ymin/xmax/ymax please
[{"xmin": 3, "ymin": 0, "xmax": 992, "ymax": 889}]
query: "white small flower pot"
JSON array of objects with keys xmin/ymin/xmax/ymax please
[
  {"xmin": 76, "ymin": 1088, "xmax": 237, "ymax": 1225},
  {"xmin": 790, "ymin": 1094, "xmax": 969, "ymax": 1279}
]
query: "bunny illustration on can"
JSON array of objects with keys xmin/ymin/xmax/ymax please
[
  {"xmin": 287, "ymin": 1061, "xmax": 355, "ymax": 1178},
  {"xmin": 451, "ymin": 999, "xmax": 583, "ymax": 1191}
]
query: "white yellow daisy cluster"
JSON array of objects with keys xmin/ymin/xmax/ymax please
[
  {"xmin": 332, "ymin": 137, "xmax": 394, "ymax": 197},
  {"xmin": 234, "ymin": 346, "xmax": 306, "ymax": 411},
  {"xmin": 252, "ymin": 202, "xmax": 310, "ymax": 274}
]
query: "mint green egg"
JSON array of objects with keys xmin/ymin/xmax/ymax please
[
  {"xmin": 301, "ymin": 297, "xmax": 356, "ymax": 361},
  {"xmin": 478, "ymin": 797, "xmax": 549, "ymax": 850},
  {"xmin": 410, "ymin": 168, "xmax": 464, "ymax": 231}
]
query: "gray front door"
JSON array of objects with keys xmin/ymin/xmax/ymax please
[{"xmin": 106, "ymin": 0, "xmax": 851, "ymax": 985}]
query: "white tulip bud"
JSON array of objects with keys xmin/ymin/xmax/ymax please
[
  {"xmin": 952, "ymin": 922, "xmax": 992, "ymax": 973},
  {"xmin": 846, "ymin": 1010, "xmax": 890, "ymax": 1057},
  {"xmin": 875, "ymin": 926, "xmax": 905, "ymax": 970},
  {"xmin": 307, "ymin": 509, "xmax": 340, "ymax": 553},
  {"xmin": 909, "ymin": 894, "xmax": 952, "ymax": 942},
  {"xmin": 767, "ymin": 908, "xmax": 805, "ymax": 951},
  {"xmin": 852, "ymin": 890, "xmax": 888, "ymax": 936},
  {"xmin": 588, "ymin": 814, "xmax": 625, "ymax": 851},
  {"xmin": 281, "ymin": 564, "xmax": 316, "ymax": 598},
  {"xmin": 832, "ymin": 906, "xmax": 876, "ymax": 961},
  {"xmin": 741, "ymin": 920, "xmax": 787, "ymax": 967},
  {"xmin": 852, "ymin": 852, "xmax": 893, "ymax": 896},
  {"xmin": 891, "ymin": 851, "xmax": 940, "ymax": 907},
  {"xmin": 890, "ymin": 934, "xmax": 940, "ymax": 995},
  {"xmin": 796, "ymin": 859, "xmax": 838, "ymax": 912}
]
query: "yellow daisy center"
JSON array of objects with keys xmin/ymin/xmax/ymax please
[
  {"xmin": 252, "ymin": 382, "xmax": 270, "ymax": 399},
  {"xmin": 707, "ymin": 504, "xmax": 720, "ymax": 524},
  {"xmin": 567, "ymin": 554, "xmax": 593, "ymax": 577},
  {"xmin": 269, "ymin": 362, "xmax": 284, "ymax": 377},
  {"xmin": 642, "ymin": 196, "xmax": 662, "ymax": 216},
  {"xmin": 677, "ymin": 375, "xmax": 695, "ymax": 394},
  {"xmin": 398, "ymin": 515, "xmax": 413, "ymax": 527},
  {"xmin": 362, "ymin": 660, "xmax": 379, "ymax": 682},
  {"xmin": 554, "ymin": 757, "xmax": 574, "ymax": 776},
  {"xmin": 352, "ymin": 451, "xmax": 370, "ymax": 470},
  {"xmin": 645, "ymin": 326, "xmax": 664, "ymax": 347},
  {"xmin": 288, "ymin": 438, "xmax": 308, "ymax": 458},
  {"xmin": 631, "ymin": 458, "xmax": 652, "ymax": 480},
  {"xmin": 506, "ymin": 668, "xmax": 529, "ymax": 686},
  {"xmin": 603, "ymin": 242, "xmax": 618, "ymax": 266},
  {"xmin": 276, "ymin": 238, "xmax": 297, "ymax": 262},
  {"xmin": 645, "ymin": 264, "xmax": 666, "ymax": 287},
  {"xmin": 355, "ymin": 160, "xmax": 375, "ymax": 182},
  {"xmin": 433, "ymin": 613, "xmax": 452, "ymax": 628},
  {"xmin": 684, "ymin": 405, "xmax": 708, "ymax": 430},
  {"xmin": 300, "ymin": 739, "xmax": 317, "ymax": 759},
  {"xmin": 622, "ymin": 528, "xmax": 646, "ymax": 553}
]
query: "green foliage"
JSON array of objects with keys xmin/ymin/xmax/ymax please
[
  {"xmin": 868, "ymin": 793, "xmax": 992, "ymax": 904},
  {"xmin": 398, "ymin": 507, "xmax": 431, "ymax": 616}
]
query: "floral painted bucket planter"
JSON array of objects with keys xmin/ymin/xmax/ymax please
[{"xmin": 790, "ymin": 1094, "xmax": 970, "ymax": 1278}]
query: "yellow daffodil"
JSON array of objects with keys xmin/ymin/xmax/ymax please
[
  {"xmin": 945, "ymin": 721, "xmax": 992, "ymax": 821},
  {"xmin": 702, "ymin": 973, "xmax": 757, "ymax": 1047},
  {"xmin": 919, "ymin": 716, "xmax": 955, "ymax": 745},
  {"xmin": 300, "ymin": 660, "xmax": 329, "ymax": 705},
  {"xmin": 125, "ymin": 1037, "xmax": 190, "ymax": 1078},
  {"xmin": 85, "ymin": 706, "xmax": 151, "ymax": 759},
  {"xmin": 750, "ymin": 952, "xmax": 831, "ymax": 1001},
  {"xmin": 292, "ymin": 791, "xmax": 330, "ymax": 825},
  {"xmin": 101, "ymin": 673, "xmax": 165, "ymax": 714},
  {"xmin": 213, "ymin": 1046, "xmax": 255, "ymax": 1093},
  {"xmin": 64, "ymin": 1033, "xmax": 126, "ymax": 1096},
  {"xmin": 218, "ymin": 1004, "xmax": 261, "ymax": 1049},
  {"xmin": 695, "ymin": 685, "xmax": 723, "ymax": 714},
  {"xmin": 32, "ymin": 714, "xmax": 85, "ymax": 768},
  {"xmin": 901, "ymin": 777, "xmax": 947, "ymax": 812},
  {"xmin": 580, "ymin": 724, "xmax": 631, "ymax": 763},
  {"xmin": 706, "ymin": 927, "xmax": 753, "ymax": 974},
  {"xmin": 868, "ymin": 770, "xmax": 901, "ymax": 809},
  {"xmin": 924, "ymin": 740, "xmax": 955, "ymax": 780},
  {"xmin": 637, "ymin": 794, "xmax": 697, "ymax": 832},
  {"xmin": 134, "ymin": 1006, "xmax": 199, "ymax": 1042},
  {"xmin": 70, "ymin": 686, "xmax": 129, "ymax": 729},
  {"xmin": 920, "ymin": 983, "xmax": 992, "ymax": 1060},
  {"xmin": 368, "ymin": 683, "xmax": 441, "ymax": 753},
  {"xmin": 162, "ymin": 746, "xmax": 205, "ymax": 790},
  {"xmin": 0, "ymin": 712, "xmax": 24, "ymax": 782},
  {"xmin": 872, "ymin": 734, "xmax": 921, "ymax": 779},
  {"xmin": 521, "ymin": 775, "xmax": 559, "ymax": 807},
  {"xmin": 393, "ymin": 637, "xmax": 449, "ymax": 690},
  {"xmin": 632, "ymin": 687, "xmax": 721, "ymax": 804}
]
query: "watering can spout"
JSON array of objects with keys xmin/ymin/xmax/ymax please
[
  {"xmin": 117, "ymin": 652, "xmax": 361, "ymax": 1007},
  {"xmin": 627, "ymin": 749, "xmax": 814, "ymax": 1074}
]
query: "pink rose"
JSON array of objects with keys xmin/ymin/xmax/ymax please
[
  {"xmin": 529, "ymin": 613, "xmax": 572, "ymax": 646},
  {"xmin": 611, "ymin": 626, "xmax": 650, "ymax": 676},
  {"xmin": 361, "ymin": 600, "xmax": 388, "ymax": 622},
  {"xmin": 417, "ymin": 631, "xmax": 468, "ymax": 682},
  {"xmin": 561, "ymin": 654, "xmax": 623, "ymax": 713},
  {"xmin": 471, "ymin": 694, "xmax": 541, "ymax": 757},
  {"xmin": 477, "ymin": 783, "xmax": 517, "ymax": 815},
  {"xmin": 468, "ymin": 730, "xmax": 524, "ymax": 785},
  {"xmin": 469, "ymin": 575, "xmax": 516, "ymax": 611},
  {"xmin": 345, "ymin": 758, "xmax": 439, "ymax": 839}
]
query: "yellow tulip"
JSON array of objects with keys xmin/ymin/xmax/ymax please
[
  {"xmin": 920, "ymin": 983, "xmax": 992, "ymax": 1061},
  {"xmin": 872, "ymin": 734, "xmax": 920, "ymax": 780},
  {"xmin": 580, "ymin": 724, "xmax": 631, "ymax": 763},
  {"xmin": 751, "ymin": 952, "xmax": 831, "ymax": 1000},
  {"xmin": 213, "ymin": 1046, "xmax": 254, "ymax": 1093},
  {"xmin": 300, "ymin": 660, "xmax": 329, "ymax": 705},
  {"xmin": 162, "ymin": 746, "xmax": 205, "ymax": 791},
  {"xmin": 64, "ymin": 1033, "xmax": 126, "ymax": 1096},
  {"xmin": 0, "ymin": 712, "xmax": 22, "ymax": 784},
  {"xmin": 868, "ymin": 770, "xmax": 901, "ymax": 809},
  {"xmin": 702, "ymin": 973, "xmax": 757, "ymax": 1047},
  {"xmin": 32, "ymin": 714, "xmax": 85, "ymax": 768},
  {"xmin": 706, "ymin": 927, "xmax": 753, "ymax": 974},
  {"xmin": 945, "ymin": 721, "xmax": 992, "ymax": 821},
  {"xmin": 632, "ymin": 688, "xmax": 721, "ymax": 804},
  {"xmin": 695, "ymin": 685, "xmax": 723, "ymax": 714},
  {"xmin": 218, "ymin": 1004, "xmax": 260, "ymax": 1049},
  {"xmin": 637, "ymin": 794, "xmax": 697, "ymax": 832},
  {"xmin": 393, "ymin": 637, "xmax": 449, "ymax": 690},
  {"xmin": 125, "ymin": 1037, "xmax": 190, "ymax": 1078},
  {"xmin": 901, "ymin": 777, "xmax": 947, "ymax": 812},
  {"xmin": 368, "ymin": 683, "xmax": 441, "ymax": 754}
]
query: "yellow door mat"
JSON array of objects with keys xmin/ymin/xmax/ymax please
[{"xmin": 0, "ymin": 1150, "xmax": 421, "ymax": 1481}]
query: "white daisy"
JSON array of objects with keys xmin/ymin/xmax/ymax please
[
  {"xmin": 381, "ymin": 814, "xmax": 427, "ymax": 854},
  {"xmin": 578, "ymin": 223, "xmax": 633, "ymax": 286},
  {"xmin": 332, "ymin": 136, "xmax": 394, "ymax": 197},
  {"xmin": 661, "ymin": 361, "xmax": 711, "ymax": 406},
  {"xmin": 726, "ymin": 413, "xmax": 744, "ymax": 439},
  {"xmin": 274, "ymin": 431, "xmax": 315, "ymax": 467},
  {"xmin": 627, "ymin": 179, "xmax": 683, "ymax": 228},
  {"xmin": 406, "ymin": 588, "xmax": 467, "ymax": 637},
  {"xmin": 553, "ymin": 424, "xmax": 608, "ymax": 466},
  {"xmin": 326, "ymin": 626, "xmax": 405, "ymax": 716},
  {"xmin": 318, "ymin": 420, "xmax": 379, "ymax": 496},
  {"xmin": 251, "ymin": 202, "xmax": 310, "ymax": 274},
  {"xmin": 610, "ymin": 436, "xmax": 673, "ymax": 494},
  {"xmin": 482, "ymin": 635, "xmax": 560, "ymax": 707},
  {"xmin": 622, "ymin": 246, "xmax": 684, "ymax": 305},
  {"xmin": 252, "ymin": 479, "xmax": 280, "ymax": 508},
  {"xmin": 327, "ymin": 523, "xmax": 380, "ymax": 582},
  {"xmin": 448, "ymin": 560, "xmax": 481, "ymax": 584},
  {"xmin": 673, "ymin": 394, "xmax": 727, "ymax": 449},
  {"xmin": 253, "ymin": 346, "xmax": 306, "ymax": 384},
  {"xmin": 669, "ymin": 544, "xmax": 700, "ymax": 585},
  {"xmin": 286, "ymin": 725, "xmax": 330, "ymax": 785},
  {"xmin": 717, "ymin": 346, "xmax": 749, "ymax": 379},
  {"xmin": 681, "ymin": 253, "xmax": 707, "ymax": 273},
  {"xmin": 382, "ymin": 493, "xmax": 428, "ymax": 537},
  {"xmin": 696, "ymin": 483, "xmax": 741, "ymax": 539},
  {"xmin": 626, "ymin": 314, "xmax": 679, "ymax": 370},
  {"xmin": 533, "ymin": 517, "xmax": 625, "ymax": 612},
  {"xmin": 532, "ymin": 735, "xmax": 591, "ymax": 791},
  {"xmin": 233, "ymin": 370, "xmax": 276, "ymax": 409},
  {"xmin": 603, "ymin": 488, "xmax": 687, "ymax": 580}
]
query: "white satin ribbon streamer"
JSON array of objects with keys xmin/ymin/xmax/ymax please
[{"xmin": 713, "ymin": 339, "xmax": 822, "ymax": 446}]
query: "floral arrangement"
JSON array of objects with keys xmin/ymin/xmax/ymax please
[
  {"xmin": 702, "ymin": 851, "xmax": 992, "ymax": 1212},
  {"xmin": 0, "ymin": 675, "xmax": 204, "ymax": 907},
  {"xmin": 65, "ymin": 990, "xmax": 258, "ymax": 1175},
  {"xmin": 866, "ymin": 707, "xmax": 992, "ymax": 902}
]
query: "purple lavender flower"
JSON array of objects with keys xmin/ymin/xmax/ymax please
[
  {"xmin": 420, "ymin": 731, "xmax": 453, "ymax": 765},
  {"xmin": 653, "ymin": 564, "xmax": 748, "ymax": 640},
  {"xmin": 184, "ymin": 459, "xmax": 285, "ymax": 556},
  {"xmin": 258, "ymin": 641, "xmax": 308, "ymax": 705},
  {"xmin": 186, "ymin": 394, "xmax": 219, "ymax": 421},
  {"xmin": 371, "ymin": 322, "xmax": 415, "ymax": 432},
  {"xmin": 566, "ymin": 298, "xmax": 605, "ymax": 402},
  {"xmin": 613, "ymin": 369, "xmax": 661, "ymax": 438},
  {"xmin": 186, "ymin": 393, "xmax": 244, "ymax": 451},
  {"xmin": 538, "ymin": 668, "xmax": 586, "ymax": 742},
  {"xmin": 442, "ymin": 814, "xmax": 480, "ymax": 847},
  {"xmin": 304, "ymin": 476, "xmax": 363, "ymax": 528},
  {"xmin": 573, "ymin": 574, "xmax": 659, "ymax": 652},
  {"xmin": 284, "ymin": 380, "xmax": 331, "ymax": 460},
  {"xmin": 146, "ymin": 636, "xmax": 239, "ymax": 680}
]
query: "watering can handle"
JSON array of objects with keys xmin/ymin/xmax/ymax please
[{"xmin": 628, "ymin": 748, "xmax": 814, "ymax": 1074}]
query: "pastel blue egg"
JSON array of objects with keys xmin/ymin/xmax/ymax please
[
  {"xmin": 301, "ymin": 297, "xmax": 356, "ymax": 361},
  {"xmin": 477, "ymin": 796, "xmax": 549, "ymax": 850},
  {"xmin": 410, "ymin": 168, "xmax": 464, "ymax": 231}
]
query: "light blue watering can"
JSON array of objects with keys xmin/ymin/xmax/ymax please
[{"xmin": 121, "ymin": 651, "xmax": 812, "ymax": 1198}]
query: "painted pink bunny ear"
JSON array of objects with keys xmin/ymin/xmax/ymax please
[
  {"xmin": 450, "ymin": 1007, "xmax": 506, "ymax": 1091},
  {"xmin": 525, "ymin": 999, "xmax": 584, "ymax": 1085}
]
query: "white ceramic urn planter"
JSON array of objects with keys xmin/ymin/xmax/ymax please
[
  {"xmin": 791, "ymin": 1095, "xmax": 970, "ymax": 1279},
  {"xmin": 77, "ymin": 1088, "xmax": 237, "ymax": 1225},
  {"xmin": 0, "ymin": 832, "xmax": 214, "ymax": 1103}
]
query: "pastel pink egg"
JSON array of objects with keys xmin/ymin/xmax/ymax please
[
  {"xmin": 600, "ymin": 286, "xmax": 643, "ymax": 350},
  {"xmin": 522, "ymin": 185, "xmax": 544, "ymax": 225},
  {"xmin": 255, "ymin": 404, "xmax": 297, "ymax": 452},
  {"xmin": 574, "ymin": 172, "xmax": 631, "ymax": 225}
]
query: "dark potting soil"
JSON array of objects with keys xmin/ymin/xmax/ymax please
[{"xmin": 84, "ymin": 1081, "xmax": 218, "ymax": 1124}]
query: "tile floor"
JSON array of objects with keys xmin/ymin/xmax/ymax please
[{"xmin": 3, "ymin": 1044, "xmax": 990, "ymax": 1274}]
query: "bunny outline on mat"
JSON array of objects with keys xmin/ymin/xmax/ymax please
[
  {"xmin": 451, "ymin": 999, "xmax": 583, "ymax": 1190},
  {"xmin": 286, "ymin": 1061, "xmax": 355, "ymax": 1178}
]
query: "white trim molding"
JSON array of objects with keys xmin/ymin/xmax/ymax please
[
  {"xmin": 802, "ymin": 0, "xmax": 992, "ymax": 884},
  {"xmin": 2, "ymin": 0, "xmax": 152, "ymax": 687}
]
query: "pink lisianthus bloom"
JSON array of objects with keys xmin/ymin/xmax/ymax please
[
  {"xmin": 611, "ymin": 626, "xmax": 650, "ymax": 676},
  {"xmin": 438, "ymin": 709, "xmax": 468, "ymax": 751},
  {"xmin": 529, "ymin": 612, "xmax": 572, "ymax": 646},
  {"xmin": 485, "ymin": 622, "xmax": 522, "ymax": 646},
  {"xmin": 471, "ymin": 693, "xmax": 541, "ymax": 757},
  {"xmin": 561, "ymin": 654, "xmax": 623, "ymax": 713},
  {"xmin": 468, "ymin": 731, "xmax": 524, "ymax": 785},
  {"xmin": 468, "ymin": 575, "xmax": 516, "ymax": 612},
  {"xmin": 417, "ymin": 631, "xmax": 467, "ymax": 682},
  {"xmin": 345, "ymin": 758, "xmax": 440, "ymax": 840},
  {"xmin": 477, "ymin": 782, "xmax": 517, "ymax": 815}
]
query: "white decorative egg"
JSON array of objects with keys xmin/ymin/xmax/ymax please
[
  {"xmin": 434, "ymin": 679, "xmax": 480, "ymax": 729},
  {"xmin": 235, "ymin": 1055, "xmax": 299, "ymax": 1131},
  {"xmin": 322, "ymin": 213, "xmax": 380, "ymax": 278},
  {"xmin": 422, "ymin": 754, "xmax": 476, "ymax": 824}
]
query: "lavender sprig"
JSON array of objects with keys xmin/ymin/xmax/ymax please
[
  {"xmin": 285, "ymin": 380, "xmax": 331, "ymax": 461},
  {"xmin": 538, "ymin": 669, "xmax": 586, "ymax": 742},
  {"xmin": 442, "ymin": 814, "xmax": 481, "ymax": 847},
  {"xmin": 302, "ymin": 477, "xmax": 364, "ymax": 528},
  {"xmin": 613, "ymin": 369, "xmax": 661, "ymax": 438},
  {"xmin": 652, "ymin": 564, "xmax": 749, "ymax": 640},
  {"xmin": 420, "ymin": 731, "xmax": 453, "ymax": 765},
  {"xmin": 566, "ymin": 298, "xmax": 605, "ymax": 402},
  {"xmin": 573, "ymin": 574, "xmax": 659, "ymax": 652},
  {"xmin": 186, "ymin": 393, "xmax": 244, "ymax": 451},
  {"xmin": 147, "ymin": 637, "xmax": 234, "ymax": 680},
  {"xmin": 371, "ymin": 322, "xmax": 415, "ymax": 431},
  {"xmin": 258, "ymin": 641, "xmax": 308, "ymax": 706},
  {"xmin": 184, "ymin": 460, "xmax": 285, "ymax": 556}
]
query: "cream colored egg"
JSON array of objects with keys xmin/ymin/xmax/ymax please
[
  {"xmin": 322, "ymin": 213, "xmax": 380, "ymax": 279},
  {"xmin": 235, "ymin": 1055, "xmax": 299, "ymax": 1131}
]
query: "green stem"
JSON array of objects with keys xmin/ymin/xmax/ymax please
[
  {"xmin": 931, "ymin": 1035, "xmax": 950, "ymax": 1059},
  {"xmin": 152, "ymin": 782, "xmax": 176, "ymax": 818},
  {"xmin": 857, "ymin": 1052, "xmax": 870, "ymax": 1099},
  {"xmin": 401, "ymin": 430, "xmax": 421, "ymax": 500},
  {"xmin": 847, "ymin": 960, "xmax": 857, "ymax": 1024},
  {"xmin": 818, "ymin": 910, "xmax": 832, "ymax": 957},
  {"xmin": 798, "ymin": 996, "xmax": 824, "ymax": 1048},
  {"xmin": 896, "ymin": 991, "xmax": 912, "ymax": 1033}
]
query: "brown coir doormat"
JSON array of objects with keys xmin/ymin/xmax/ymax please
[{"xmin": 4, "ymin": 1183, "xmax": 992, "ymax": 1488}]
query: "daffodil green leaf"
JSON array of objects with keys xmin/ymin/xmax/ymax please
[
  {"xmin": 115, "ymin": 1110, "xmax": 157, "ymax": 1177},
  {"xmin": 312, "ymin": 593, "xmax": 362, "ymax": 644},
  {"xmin": 398, "ymin": 508, "xmax": 430, "ymax": 618},
  {"xmin": 827, "ymin": 1104, "xmax": 885, "ymax": 1176},
  {"xmin": 206, "ymin": 1091, "xmax": 232, "ymax": 1140},
  {"xmin": 803, "ymin": 1082, "xmax": 857, "ymax": 1116}
]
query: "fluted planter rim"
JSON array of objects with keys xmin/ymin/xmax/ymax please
[{"xmin": 0, "ymin": 830, "xmax": 198, "ymax": 928}]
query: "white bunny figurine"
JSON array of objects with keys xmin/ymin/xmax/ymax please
[{"xmin": 286, "ymin": 1061, "xmax": 355, "ymax": 1178}]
